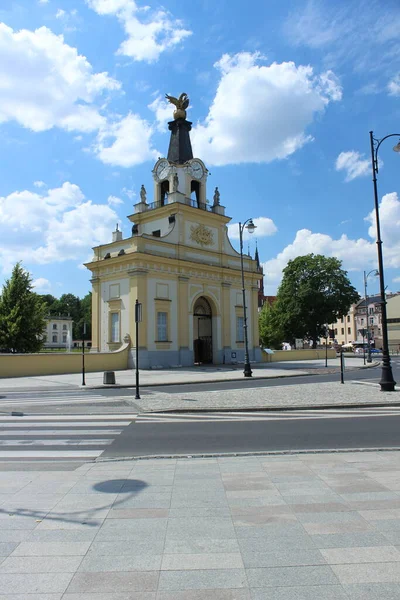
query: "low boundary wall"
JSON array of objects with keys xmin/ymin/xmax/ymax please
[
  {"xmin": 262, "ymin": 348, "xmax": 337, "ymax": 362},
  {"xmin": 0, "ymin": 343, "xmax": 130, "ymax": 378}
]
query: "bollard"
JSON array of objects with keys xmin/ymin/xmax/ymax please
[
  {"xmin": 340, "ymin": 352, "xmax": 344, "ymax": 384},
  {"xmin": 103, "ymin": 371, "xmax": 116, "ymax": 385}
]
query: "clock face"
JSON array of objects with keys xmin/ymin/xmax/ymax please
[
  {"xmin": 189, "ymin": 160, "xmax": 204, "ymax": 180},
  {"xmin": 156, "ymin": 160, "xmax": 170, "ymax": 181}
]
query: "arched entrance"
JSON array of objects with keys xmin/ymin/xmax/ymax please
[{"xmin": 193, "ymin": 296, "xmax": 213, "ymax": 364}]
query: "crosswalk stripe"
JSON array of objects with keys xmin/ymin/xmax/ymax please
[
  {"xmin": 0, "ymin": 413, "xmax": 135, "ymax": 463},
  {"xmin": 134, "ymin": 407, "xmax": 400, "ymax": 423}
]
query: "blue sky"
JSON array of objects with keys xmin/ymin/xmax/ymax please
[{"xmin": 0, "ymin": 0, "xmax": 399, "ymax": 299}]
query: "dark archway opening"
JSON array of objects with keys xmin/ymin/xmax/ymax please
[{"xmin": 193, "ymin": 296, "xmax": 212, "ymax": 364}]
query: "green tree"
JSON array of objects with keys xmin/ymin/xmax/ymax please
[
  {"xmin": 274, "ymin": 254, "xmax": 359, "ymax": 348},
  {"xmin": 259, "ymin": 301, "xmax": 284, "ymax": 349},
  {"xmin": 0, "ymin": 263, "xmax": 47, "ymax": 353},
  {"xmin": 76, "ymin": 292, "xmax": 92, "ymax": 340},
  {"xmin": 49, "ymin": 293, "xmax": 81, "ymax": 338},
  {"xmin": 39, "ymin": 294, "xmax": 58, "ymax": 312}
]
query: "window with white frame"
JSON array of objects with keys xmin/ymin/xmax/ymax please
[
  {"xmin": 63, "ymin": 335, "xmax": 67, "ymax": 343},
  {"xmin": 52, "ymin": 335, "xmax": 57, "ymax": 343},
  {"xmin": 237, "ymin": 316, "xmax": 244, "ymax": 342},
  {"xmin": 53, "ymin": 324, "xmax": 57, "ymax": 330},
  {"xmin": 63, "ymin": 324, "xmax": 67, "ymax": 330},
  {"xmin": 157, "ymin": 312, "xmax": 168, "ymax": 341},
  {"xmin": 110, "ymin": 313, "xmax": 120, "ymax": 343}
]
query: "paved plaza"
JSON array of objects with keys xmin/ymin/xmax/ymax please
[{"xmin": 1, "ymin": 450, "xmax": 400, "ymax": 598}]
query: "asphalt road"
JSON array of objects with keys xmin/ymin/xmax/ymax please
[{"xmin": 102, "ymin": 409, "xmax": 400, "ymax": 458}]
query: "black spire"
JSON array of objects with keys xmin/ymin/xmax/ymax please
[
  {"xmin": 255, "ymin": 242, "xmax": 260, "ymax": 269},
  {"xmin": 167, "ymin": 119, "xmax": 193, "ymax": 164}
]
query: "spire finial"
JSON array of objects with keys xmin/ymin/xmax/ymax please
[{"xmin": 165, "ymin": 93, "xmax": 190, "ymax": 120}]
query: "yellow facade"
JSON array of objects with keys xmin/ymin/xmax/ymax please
[{"xmin": 85, "ymin": 113, "xmax": 262, "ymax": 369}]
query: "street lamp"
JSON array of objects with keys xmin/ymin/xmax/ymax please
[
  {"xmin": 369, "ymin": 130, "xmax": 399, "ymax": 391},
  {"xmin": 364, "ymin": 269, "xmax": 379, "ymax": 363},
  {"xmin": 239, "ymin": 218, "xmax": 257, "ymax": 377}
]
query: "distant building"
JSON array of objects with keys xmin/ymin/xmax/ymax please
[
  {"xmin": 44, "ymin": 316, "xmax": 73, "ymax": 349},
  {"xmin": 354, "ymin": 294, "xmax": 382, "ymax": 348},
  {"xmin": 387, "ymin": 293, "xmax": 400, "ymax": 352},
  {"xmin": 328, "ymin": 304, "xmax": 358, "ymax": 347}
]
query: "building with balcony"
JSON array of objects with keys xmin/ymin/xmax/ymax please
[{"xmin": 85, "ymin": 95, "xmax": 262, "ymax": 368}]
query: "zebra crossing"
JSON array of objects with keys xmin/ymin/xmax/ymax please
[
  {"xmin": 0, "ymin": 390, "xmax": 129, "ymax": 408},
  {"xmin": 134, "ymin": 406, "xmax": 400, "ymax": 423},
  {"xmin": 0, "ymin": 413, "xmax": 137, "ymax": 462}
]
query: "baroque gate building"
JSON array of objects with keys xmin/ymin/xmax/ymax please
[{"xmin": 85, "ymin": 94, "xmax": 262, "ymax": 368}]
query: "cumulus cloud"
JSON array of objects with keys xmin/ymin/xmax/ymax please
[
  {"xmin": 191, "ymin": 52, "xmax": 342, "ymax": 166},
  {"xmin": 0, "ymin": 23, "xmax": 120, "ymax": 133},
  {"xmin": 86, "ymin": 0, "xmax": 192, "ymax": 62},
  {"xmin": 0, "ymin": 182, "xmax": 118, "ymax": 273},
  {"xmin": 32, "ymin": 277, "xmax": 52, "ymax": 292},
  {"xmin": 107, "ymin": 194, "xmax": 124, "ymax": 205},
  {"xmin": 335, "ymin": 151, "xmax": 370, "ymax": 181},
  {"xmin": 388, "ymin": 74, "xmax": 400, "ymax": 96},
  {"xmin": 94, "ymin": 113, "xmax": 157, "ymax": 167},
  {"xmin": 148, "ymin": 95, "xmax": 173, "ymax": 131},
  {"xmin": 262, "ymin": 191, "xmax": 400, "ymax": 294},
  {"xmin": 228, "ymin": 217, "xmax": 278, "ymax": 241}
]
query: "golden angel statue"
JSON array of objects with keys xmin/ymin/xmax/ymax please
[{"xmin": 165, "ymin": 93, "xmax": 190, "ymax": 120}]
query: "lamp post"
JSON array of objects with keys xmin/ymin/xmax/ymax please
[
  {"xmin": 369, "ymin": 131, "xmax": 400, "ymax": 391},
  {"xmin": 364, "ymin": 269, "xmax": 379, "ymax": 363},
  {"xmin": 238, "ymin": 218, "xmax": 257, "ymax": 377}
]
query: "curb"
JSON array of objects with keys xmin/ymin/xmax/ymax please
[
  {"xmin": 138, "ymin": 399, "xmax": 400, "ymax": 414},
  {"xmin": 82, "ymin": 361, "xmax": 380, "ymax": 390},
  {"xmin": 96, "ymin": 446, "xmax": 400, "ymax": 462}
]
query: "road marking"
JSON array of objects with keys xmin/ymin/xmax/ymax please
[
  {"xmin": 0, "ymin": 450, "xmax": 104, "ymax": 458},
  {"xmin": 0, "ymin": 439, "xmax": 113, "ymax": 446}
]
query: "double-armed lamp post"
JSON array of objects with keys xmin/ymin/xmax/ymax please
[
  {"xmin": 369, "ymin": 131, "xmax": 400, "ymax": 391},
  {"xmin": 363, "ymin": 269, "xmax": 379, "ymax": 364},
  {"xmin": 238, "ymin": 218, "xmax": 257, "ymax": 378}
]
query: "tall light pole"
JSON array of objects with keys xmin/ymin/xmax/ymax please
[
  {"xmin": 364, "ymin": 269, "xmax": 379, "ymax": 363},
  {"xmin": 369, "ymin": 131, "xmax": 400, "ymax": 391},
  {"xmin": 239, "ymin": 218, "xmax": 256, "ymax": 377}
]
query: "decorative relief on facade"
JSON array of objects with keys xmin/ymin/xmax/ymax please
[{"xmin": 190, "ymin": 224, "xmax": 214, "ymax": 247}]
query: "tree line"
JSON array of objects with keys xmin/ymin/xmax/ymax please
[
  {"xmin": 259, "ymin": 254, "xmax": 360, "ymax": 349},
  {"xmin": 0, "ymin": 263, "xmax": 92, "ymax": 353}
]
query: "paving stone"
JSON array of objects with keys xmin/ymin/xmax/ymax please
[
  {"xmin": 0, "ymin": 542, "xmax": 18, "ymax": 556},
  {"xmin": 311, "ymin": 532, "xmax": 390, "ymax": 548},
  {"xmin": 67, "ymin": 571, "xmax": 159, "ymax": 593},
  {"xmin": 0, "ymin": 595, "xmax": 62, "ymax": 600},
  {"xmin": 0, "ymin": 572, "xmax": 73, "ymax": 594},
  {"xmin": 107, "ymin": 508, "xmax": 169, "ymax": 519},
  {"xmin": 302, "ymin": 521, "xmax": 372, "ymax": 535},
  {"xmin": 166, "ymin": 518, "xmax": 235, "ymax": 540},
  {"xmin": 341, "ymin": 583, "xmax": 400, "ymax": 599},
  {"xmin": 331, "ymin": 562, "xmax": 400, "ymax": 584},
  {"xmin": 88, "ymin": 540, "xmax": 165, "ymax": 556},
  {"xmin": 157, "ymin": 591, "xmax": 251, "ymax": 600},
  {"xmin": 158, "ymin": 569, "xmax": 247, "ymax": 591},
  {"xmin": 161, "ymin": 553, "xmax": 243, "ymax": 570},
  {"xmin": 247, "ymin": 565, "xmax": 338, "ymax": 587},
  {"xmin": 163, "ymin": 538, "xmax": 240, "ymax": 554},
  {"xmin": 12, "ymin": 541, "xmax": 91, "ymax": 556},
  {"xmin": 0, "ymin": 555, "xmax": 83, "ymax": 573},
  {"xmin": 320, "ymin": 546, "xmax": 400, "ymax": 564},
  {"xmin": 241, "ymin": 548, "xmax": 326, "ymax": 568},
  {"xmin": 78, "ymin": 553, "xmax": 161, "ymax": 571},
  {"xmin": 251, "ymin": 585, "xmax": 349, "ymax": 599},
  {"xmin": 63, "ymin": 594, "xmax": 155, "ymax": 600}
]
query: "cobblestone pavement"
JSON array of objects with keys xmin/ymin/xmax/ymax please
[
  {"xmin": 1, "ymin": 451, "xmax": 400, "ymax": 598},
  {"xmin": 135, "ymin": 381, "xmax": 400, "ymax": 413}
]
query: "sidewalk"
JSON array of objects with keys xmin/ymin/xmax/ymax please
[
  {"xmin": 1, "ymin": 450, "xmax": 400, "ymax": 598},
  {"xmin": 0, "ymin": 357, "xmax": 377, "ymax": 392}
]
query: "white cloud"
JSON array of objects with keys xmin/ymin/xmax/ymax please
[
  {"xmin": 94, "ymin": 113, "xmax": 157, "ymax": 167},
  {"xmin": 191, "ymin": 52, "xmax": 341, "ymax": 166},
  {"xmin": 365, "ymin": 192, "xmax": 400, "ymax": 268},
  {"xmin": 335, "ymin": 151, "xmax": 370, "ymax": 181},
  {"xmin": 56, "ymin": 9, "xmax": 66, "ymax": 18},
  {"xmin": 393, "ymin": 276, "xmax": 400, "ymax": 283},
  {"xmin": 33, "ymin": 180, "xmax": 46, "ymax": 188},
  {"xmin": 38, "ymin": 0, "xmax": 49, "ymax": 4},
  {"xmin": 32, "ymin": 277, "xmax": 52, "ymax": 292},
  {"xmin": 86, "ymin": 0, "xmax": 192, "ymax": 62},
  {"xmin": 0, "ymin": 182, "xmax": 118, "ymax": 273},
  {"xmin": 228, "ymin": 217, "xmax": 278, "ymax": 241},
  {"xmin": 122, "ymin": 187, "xmax": 136, "ymax": 200},
  {"xmin": 262, "ymin": 191, "xmax": 400, "ymax": 294},
  {"xmin": 148, "ymin": 95, "xmax": 173, "ymax": 131},
  {"xmin": 388, "ymin": 74, "xmax": 400, "ymax": 96},
  {"xmin": 107, "ymin": 194, "xmax": 124, "ymax": 205},
  {"xmin": 0, "ymin": 23, "xmax": 120, "ymax": 133}
]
